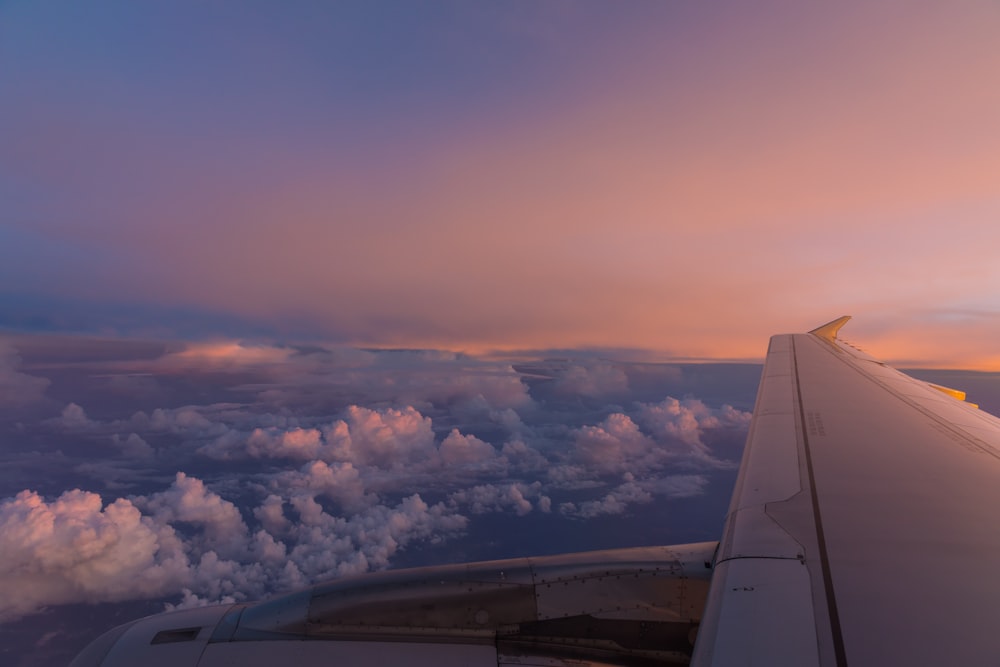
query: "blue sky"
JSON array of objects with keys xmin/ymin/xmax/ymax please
[{"xmin": 3, "ymin": 1, "xmax": 1000, "ymax": 364}]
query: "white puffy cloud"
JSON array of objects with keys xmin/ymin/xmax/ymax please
[
  {"xmin": 500, "ymin": 439, "xmax": 550, "ymax": 473},
  {"xmin": 448, "ymin": 482, "xmax": 550, "ymax": 516},
  {"xmin": 439, "ymin": 429, "xmax": 497, "ymax": 466},
  {"xmin": 201, "ymin": 406, "xmax": 503, "ymax": 477},
  {"xmin": 253, "ymin": 494, "xmax": 291, "ymax": 536},
  {"xmin": 561, "ymin": 480, "xmax": 653, "ymax": 518},
  {"xmin": 110, "ymin": 432, "xmax": 155, "ymax": 458},
  {"xmin": 139, "ymin": 406, "xmax": 228, "ymax": 437},
  {"xmin": 573, "ymin": 413, "xmax": 657, "ymax": 475},
  {"xmin": 269, "ymin": 460, "xmax": 368, "ymax": 510},
  {"xmin": 635, "ymin": 397, "xmax": 750, "ymax": 466},
  {"xmin": 0, "ymin": 334, "xmax": 755, "ymax": 635},
  {"xmin": 202, "ymin": 426, "xmax": 325, "ymax": 461},
  {"xmin": 137, "ymin": 473, "xmax": 249, "ymax": 559},
  {"xmin": 51, "ymin": 402, "xmax": 97, "ymax": 430},
  {"xmin": 0, "ymin": 472, "xmax": 470, "ymax": 623},
  {"xmin": 559, "ymin": 474, "xmax": 708, "ymax": 518},
  {"xmin": 551, "ymin": 361, "xmax": 630, "ymax": 397},
  {"xmin": 0, "ymin": 489, "xmax": 189, "ymax": 622},
  {"xmin": 324, "ymin": 405, "xmax": 438, "ymax": 469},
  {"xmin": 276, "ymin": 493, "xmax": 468, "ymax": 581}
]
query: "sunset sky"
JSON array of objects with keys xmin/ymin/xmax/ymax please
[
  {"xmin": 3, "ymin": 1, "xmax": 1000, "ymax": 366},
  {"xmin": 4, "ymin": 4, "xmax": 1000, "ymax": 664}
]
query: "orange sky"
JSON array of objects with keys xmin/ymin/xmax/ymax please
[{"xmin": 2, "ymin": 2, "xmax": 999, "ymax": 368}]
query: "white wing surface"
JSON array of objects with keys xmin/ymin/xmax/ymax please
[{"xmin": 692, "ymin": 317, "xmax": 1000, "ymax": 666}]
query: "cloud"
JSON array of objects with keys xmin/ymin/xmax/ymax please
[
  {"xmin": 0, "ymin": 472, "xmax": 470, "ymax": 623},
  {"xmin": 200, "ymin": 426, "xmax": 324, "ymax": 461},
  {"xmin": 551, "ymin": 360, "xmax": 630, "ymax": 397},
  {"xmin": 438, "ymin": 429, "xmax": 497, "ymax": 466},
  {"xmin": 565, "ymin": 398, "xmax": 748, "ymax": 479},
  {"xmin": 0, "ymin": 333, "xmax": 754, "ymax": 633},
  {"xmin": 634, "ymin": 397, "xmax": 750, "ymax": 465},
  {"xmin": 51, "ymin": 402, "xmax": 234, "ymax": 444},
  {"xmin": 560, "ymin": 480, "xmax": 652, "ymax": 518},
  {"xmin": 269, "ymin": 460, "xmax": 368, "ymax": 510},
  {"xmin": 137, "ymin": 406, "xmax": 228, "ymax": 437},
  {"xmin": 271, "ymin": 492, "xmax": 468, "ymax": 583},
  {"xmin": 53, "ymin": 402, "xmax": 95, "ymax": 430},
  {"xmin": 110, "ymin": 432, "xmax": 155, "ymax": 458},
  {"xmin": 0, "ymin": 489, "xmax": 188, "ymax": 622},
  {"xmin": 572, "ymin": 413, "xmax": 657, "ymax": 475},
  {"xmin": 200, "ymin": 404, "xmax": 505, "ymax": 476},
  {"xmin": 137, "ymin": 472, "xmax": 250, "ymax": 559},
  {"xmin": 560, "ymin": 474, "xmax": 707, "ymax": 518},
  {"xmin": 199, "ymin": 405, "xmax": 438, "ymax": 469},
  {"xmin": 0, "ymin": 342, "xmax": 49, "ymax": 408},
  {"xmin": 151, "ymin": 342, "xmax": 295, "ymax": 372},
  {"xmin": 325, "ymin": 405, "xmax": 438, "ymax": 469},
  {"xmin": 448, "ymin": 482, "xmax": 550, "ymax": 516}
]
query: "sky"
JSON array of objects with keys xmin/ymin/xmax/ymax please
[
  {"xmin": 2, "ymin": 1, "xmax": 1000, "ymax": 366},
  {"xmin": 3, "ymin": 2, "xmax": 1000, "ymax": 665}
]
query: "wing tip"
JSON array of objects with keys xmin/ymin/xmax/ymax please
[{"xmin": 809, "ymin": 315, "xmax": 852, "ymax": 341}]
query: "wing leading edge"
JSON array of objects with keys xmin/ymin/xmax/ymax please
[{"xmin": 692, "ymin": 317, "xmax": 1000, "ymax": 666}]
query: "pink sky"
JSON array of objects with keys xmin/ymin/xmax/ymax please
[{"xmin": 2, "ymin": 2, "xmax": 999, "ymax": 367}]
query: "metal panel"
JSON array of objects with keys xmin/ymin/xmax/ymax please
[
  {"xmin": 697, "ymin": 320, "xmax": 1000, "ymax": 666},
  {"xmin": 96, "ymin": 605, "xmax": 234, "ymax": 667},
  {"xmin": 794, "ymin": 332, "xmax": 1000, "ymax": 665},
  {"xmin": 692, "ymin": 558, "xmax": 820, "ymax": 667},
  {"xmin": 198, "ymin": 640, "xmax": 498, "ymax": 666},
  {"xmin": 694, "ymin": 333, "xmax": 827, "ymax": 666}
]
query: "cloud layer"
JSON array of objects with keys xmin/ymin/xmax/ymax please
[{"xmin": 0, "ymin": 337, "xmax": 753, "ymax": 624}]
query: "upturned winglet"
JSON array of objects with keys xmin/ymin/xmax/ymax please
[{"xmin": 809, "ymin": 315, "xmax": 852, "ymax": 341}]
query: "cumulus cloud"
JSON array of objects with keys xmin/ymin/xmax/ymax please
[
  {"xmin": 439, "ymin": 429, "xmax": 497, "ymax": 465},
  {"xmin": 572, "ymin": 413, "xmax": 658, "ymax": 475},
  {"xmin": 269, "ymin": 460, "xmax": 368, "ymax": 510},
  {"xmin": 200, "ymin": 405, "xmax": 503, "ymax": 478},
  {"xmin": 560, "ymin": 480, "xmax": 653, "ymax": 518},
  {"xmin": 0, "ymin": 489, "xmax": 188, "ymax": 622},
  {"xmin": 199, "ymin": 405, "xmax": 438, "ymax": 469},
  {"xmin": 201, "ymin": 426, "xmax": 324, "ymax": 461},
  {"xmin": 448, "ymin": 482, "xmax": 550, "ymax": 516},
  {"xmin": 325, "ymin": 405, "xmax": 438, "ymax": 468},
  {"xmin": 560, "ymin": 474, "xmax": 708, "ymax": 518},
  {"xmin": 110, "ymin": 432, "xmax": 155, "ymax": 458},
  {"xmin": 278, "ymin": 493, "xmax": 468, "ymax": 582},
  {"xmin": 567, "ymin": 398, "xmax": 749, "ymax": 479},
  {"xmin": 137, "ymin": 406, "xmax": 229, "ymax": 437},
  {"xmin": 551, "ymin": 360, "xmax": 630, "ymax": 397},
  {"xmin": 0, "ymin": 334, "xmax": 754, "ymax": 634},
  {"xmin": 635, "ymin": 397, "xmax": 750, "ymax": 465},
  {"xmin": 0, "ymin": 472, "xmax": 469, "ymax": 623},
  {"xmin": 51, "ymin": 402, "xmax": 233, "ymax": 447},
  {"xmin": 52, "ymin": 402, "xmax": 95, "ymax": 430},
  {"xmin": 137, "ymin": 473, "xmax": 250, "ymax": 559}
]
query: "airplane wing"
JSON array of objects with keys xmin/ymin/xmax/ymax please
[
  {"xmin": 70, "ymin": 543, "xmax": 718, "ymax": 666},
  {"xmin": 71, "ymin": 318, "xmax": 1000, "ymax": 666},
  {"xmin": 692, "ymin": 316, "xmax": 1000, "ymax": 666}
]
